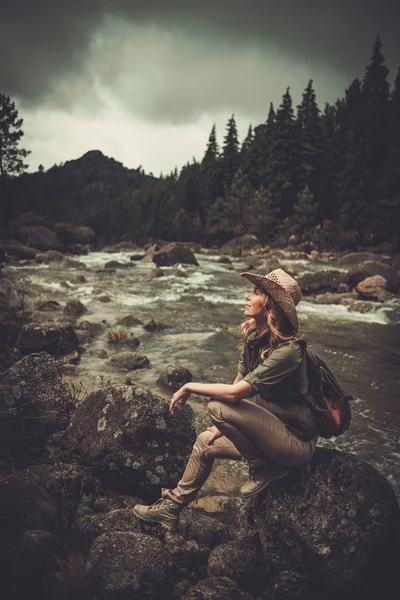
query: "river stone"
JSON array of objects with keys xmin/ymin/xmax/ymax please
[
  {"xmin": 153, "ymin": 242, "xmax": 199, "ymax": 266},
  {"xmin": 52, "ymin": 223, "xmax": 95, "ymax": 244},
  {"xmin": 250, "ymin": 447, "xmax": 400, "ymax": 595},
  {"xmin": 16, "ymin": 226, "xmax": 62, "ymax": 251},
  {"xmin": 179, "ymin": 508, "xmax": 228, "ymax": 549},
  {"xmin": 98, "ymin": 294, "xmax": 112, "ymax": 302},
  {"xmin": 220, "ymin": 234, "xmax": 260, "ymax": 255},
  {"xmin": 104, "ymin": 260, "xmax": 134, "ymax": 269},
  {"xmin": 4, "ymin": 242, "xmax": 40, "ymax": 259},
  {"xmin": 89, "ymin": 348, "xmax": 108, "ymax": 359},
  {"xmin": 89, "ymin": 531, "xmax": 172, "ymax": 600},
  {"xmin": 59, "ymin": 384, "xmax": 195, "ymax": 496},
  {"xmin": 108, "ymin": 351, "xmax": 150, "ymax": 370},
  {"xmin": 144, "ymin": 318, "xmax": 168, "ymax": 331},
  {"xmin": 0, "ymin": 463, "xmax": 94, "ymax": 534},
  {"xmin": 157, "ymin": 365, "xmax": 193, "ymax": 391},
  {"xmin": 262, "ymin": 571, "xmax": 315, "ymax": 600},
  {"xmin": 338, "ymin": 252, "xmax": 385, "ymax": 266},
  {"xmin": 116, "ymin": 315, "xmax": 144, "ymax": 327},
  {"xmin": 217, "ymin": 256, "xmax": 232, "ymax": 264},
  {"xmin": 356, "ymin": 275, "xmax": 391, "ymax": 301},
  {"xmin": 315, "ymin": 292, "xmax": 343, "ymax": 304},
  {"xmin": 130, "ymin": 253, "xmax": 145, "ymax": 260},
  {"xmin": 35, "ymin": 249, "xmax": 65, "ymax": 263},
  {"xmin": 77, "ymin": 320, "xmax": 105, "ymax": 338},
  {"xmin": 347, "ymin": 261, "xmax": 392, "ymax": 288},
  {"xmin": 295, "ymin": 270, "xmax": 348, "ymax": 294},
  {"xmin": 0, "ymin": 352, "xmax": 73, "ymax": 437},
  {"xmin": 63, "ymin": 299, "xmax": 87, "ymax": 320},
  {"xmin": 75, "ymin": 508, "xmax": 142, "ymax": 550},
  {"xmin": 36, "ymin": 300, "xmax": 62, "ymax": 312},
  {"xmin": 16, "ymin": 322, "xmax": 80, "ymax": 356},
  {"xmin": 207, "ymin": 538, "xmax": 267, "ymax": 594},
  {"xmin": 182, "ymin": 576, "xmax": 253, "ymax": 600},
  {"xmin": 149, "ymin": 267, "xmax": 164, "ymax": 278}
]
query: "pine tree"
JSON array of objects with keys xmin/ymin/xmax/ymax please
[
  {"xmin": 222, "ymin": 114, "xmax": 240, "ymax": 190},
  {"xmin": 267, "ymin": 89, "xmax": 300, "ymax": 220},
  {"xmin": 201, "ymin": 124, "xmax": 223, "ymax": 227},
  {"xmin": 297, "ymin": 81, "xmax": 326, "ymax": 219},
  {"xmin": 0, "ymin": 93, "xmax": 30, "ymax": 234},
  {"xmin": 242, "ymin": 104, "xmax": 276, "ymax": 191},
  {"xmin": 292, "ymin": 186, "xmax": 320, "ymax": 252},
  {"xmin": 202, "ymin": 124, "xmax": 219, "ymax": 167},
  {"xmin": 241, "ymin": 125, "xmax": 253, "ymax": 155},
  {"xmin": 248, "ymin": 186, "xmax": 280, "ymax": 245}
]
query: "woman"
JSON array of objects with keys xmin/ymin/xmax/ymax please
[{"xmin": 133, "ymin": 268, "xmax": 318, "ymax": 531}]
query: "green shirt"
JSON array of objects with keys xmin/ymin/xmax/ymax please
[{"xmin": 238, "ymin": 332, "xmax": 318, "ymax": 441}]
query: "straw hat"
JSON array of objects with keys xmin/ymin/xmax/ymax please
[{"xmin": 240, "ymin": 268, "xmax": 302, "ymax": 331}]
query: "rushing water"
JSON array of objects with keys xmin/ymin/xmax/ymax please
[{"xmin": 6, "ymin": 251, "xmax": 400, "ymax": 499}]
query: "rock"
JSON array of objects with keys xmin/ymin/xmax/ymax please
[
  {"xmin": 0, "ymin": 463, "xmax": 94, "ymax": 534},
  {"xmin": 219, "ymin": 497, "xmax": 257, "ymax": 541},
  {"xmin": 144, "ymin": 318, "xmax": 168, "ymax": 332},
  {"xmin": 250, "ymin": 448, "xmax": 400, "ymax": 596},
  {"xmin": 130, "ymin": 253, "xmax": 145, "ymax": 261},
  {"xmin": 217, "ymin": 256, "xmax": 232, "ymax": 264},
  {"xmin": 89, "ymin": 532, "xmax": 172, "ymax": 600},
  {"xmin": 338, "ymin": 252, "xmax": 386, "ymax": 266},
  {"xmin": 63, "ymin": 299, "xmax": 87, "ymax": 320},
  {"xmin": 207, "ymin": 538, "xmax": 267, "ymax": 594},
  {"xmin": 149, "ymin": 267, "xmax": 164, "ymax": 278},
  {"xmin": 72, "ymin": 274, "xmax": 87, "ymax": 283},
  {"xmin": 15, "ymin": 226, "xmax": 62, "ymax": 251},
  {"xmin": 173, "ymin": 267, "xmax": 188, "ymax": 277},
  {"xmin": 52, "ymin": 223, "xmax": 96, "ymax": 245},
  {"xmin": 179, "ymin": 508, "xmax": 228, "ymax": 549},
  {"xmin": 337, "ymin": 283, "xmax": 350, "ymax": 293},
  {"xmin": 89, "ymin": 348, "xmax": 108, "ymax": 359},
  {"xmin": 220, "ymin": 235, "xmax": 260, "ymax": 256},
  {"xmin": 262, "ymin": 571, "xmax": 315, "ymax": 600},
  {"xmin": 64, "ymin": 258, "xmax": 87, "ymax": 269},
  {"xmin": 153, "ymin": 242, "xmax": 199, "ymax": 267},
  {"xmin": 75, "ymin": 508, "xmax": 142, "ymax": 549},
  {"xmin": 98, "ymin": 294, "xmax": 112, "ymax": 302},
  {"xmin": 315, "ymin": 292, "xmax": 343, "ymax": 304},
  {"xmin": 3, "ymin": 242, "xmax": 40, "ymax": 259},
  {"xmin": 164, "ymin": 530, "xmax": 210, "ymax": 574},
  {"xmin": 74, "ymin": 329, "xmax": 93, "ymax": 344},
  {"xmin": 356, "ymin": 275, "xmax": 392, "ymax": 301},
  {"xmin": 191, "ymin": 495, "xmax": 231, "ymax": 514},
  {"xmin": 182, "ymin": 576, "xmax": 253, "ymax": 600},
  {"xmin": 347, "ymin": 261, "xmax": 392, "ymax": 288},
  {"xmin": 104, "ymin": 260, "xmax": 134, "ymax": 269},
  {"xmin": 157, "ymin": 365, "xmax": 193, "ymax": 391},
  {"xmin": 16, "ymin": 322, "xmax": 80, "ymax": 356},
  {"xmin": 114, "ymin": 241, "xmax": 137, "ymax": 251},
  {"xmin": 35, "ymin": 250, "xmax": 64, "ymax": 263},
  {"xmin": 77, "ymin": 320, "xmax": 105, "ymax": 338},
  {"xmin": 92, "ymin": 494, "xmax": 142, "ymax": 514},
  {"xmin": 0, "ymin": 277, "xmax": 27, "ymax": 314},
  {"xmin": 108, "ymin": 351, "xmax": 150, "ymax": 370},
  {"xmin": 0, "ymin": 352, "xmax": 74, "ymax": 443},
  {"xmin": 347, "ymin": 300, "xmax": 375, "ymax": 313},
  {"xmin": 59, "ymin": 384, "xmax": 195, "ymax": 496},
  {"xmin": 2, "ymin": 530, "xmax": 59, "ymax": 597},
  {"xmin": 296, "ymin": 270, "xmax": 348, "ymax": 294},
  {"xmin": 116, "ymin": 315, "xmax": 144, "ymax": 327},
  {"xmin": 36, "ymin": 300, "xmax": 62, "ymax": 312}
]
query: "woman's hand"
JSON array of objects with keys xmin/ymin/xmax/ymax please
[
  {"xmin": 206, "ymin": 426, "xmax": 223, "ymax": 445},
  {"xmin": 169, "ymin": 386, "xmax": 191, "ymax": 414}
]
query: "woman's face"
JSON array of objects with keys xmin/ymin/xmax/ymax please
[{"xmin": 244, "ymin": 287, "xmax": 268, "ymax": 320}]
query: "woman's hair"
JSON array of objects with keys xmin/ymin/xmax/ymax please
[{"xmin": 240, "ymin": 288, "xmax": 297, "ymax": 359}]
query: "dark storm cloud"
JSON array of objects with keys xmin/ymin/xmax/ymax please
[{"xmin": 1, "ymin": 0, "xmax": 399, "ymax": 106}]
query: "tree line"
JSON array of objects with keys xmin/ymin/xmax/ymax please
[{"xmin": 1, "ymin": 36, "xmax": 399, "ymax": 250}]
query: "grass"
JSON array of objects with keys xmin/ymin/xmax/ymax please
[{"xmin": 104, "ymin": 326, "xmax": 130, "ymax": 344}]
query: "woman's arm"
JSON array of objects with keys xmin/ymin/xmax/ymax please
[{"xmin": 169, "ymin": 379, "xmax": 250, "ymax": 414}]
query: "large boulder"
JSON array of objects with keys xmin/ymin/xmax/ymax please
[
  {"xmin": 157, "ymin": 364, "xmax": 193, "ymax": 391},
  {"xmin": 35, "ymin": 250, "xmax": 65, "ymax": 263},
  {"xmin": 15, "ymin": 226, "xmax": 62, "ymax": 251},
  {"xmin": 296, "ymin": 270, "xmax": 348, "ymax": 294},
  {"xmin": 183, "ymin": 576, "xmax": 253, "ymax": 600},
  {"xmin": 0, "ymin": 353, "xmax": 74, "ymax": 467},
  {"xmin": 220, "ymin": 235, "xmax": 260, "ymax": 256},
  {"xmin": 356, "ymin": 275, "xmax": 392, "ymax": 301},
  {"xmin": 250, "ymin": 448, "xmax": 400, "ymax": 598},
  {"xmin": 52, "ymin": 222, "xmax": 96, "ymax": 245},
  {"xmin": 0, "ymin": 463, "xmax": 94, "ymax": 535},
  {"xmin": 16, "ymin": 322, "xmax": 80, "ymax": 356},
  {"xmin": 338, "ymin": 252, "xmax": 387, "ymax": 266},
  {"xmin": 59, "ymin": 384, "xmax": 196, "ymax": 497},
  {"xmin": 89, "ymin": 532, "xmax": 172, "ymax": 600},
  {"xmin": 347, "ymin": 261, "xmax": 392, "ymax": 288},
  {"xmin": 3, "ymin": 242, "xmax": 40, "ymax": 259},
  {"xmin": 153, "ymin": 242, "xmax": 199, "ymax": 267}
]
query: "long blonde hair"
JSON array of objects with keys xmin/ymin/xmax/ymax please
[{"xmin": 240, "ymin": 289, "xmax": 297, "ymax": 360}]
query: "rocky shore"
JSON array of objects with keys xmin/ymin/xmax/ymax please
[{"xmin": 1, "ymin": 235, "xmax": 400, "ymax": 599}]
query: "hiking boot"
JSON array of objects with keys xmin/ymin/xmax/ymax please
[
  {"xmin": 133, "ymin": 498, "xmax": 182, "ymax": 531},
  {"xmin": 240, "ymin": 463, "xmax": 290, "ymax": 498}
]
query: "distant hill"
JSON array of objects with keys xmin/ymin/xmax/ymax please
[{"xmin": 8, "ymin": 150, "xmax": 154, "ymax": 241}]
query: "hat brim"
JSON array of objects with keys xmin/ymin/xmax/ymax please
[{"xmin": 240, "ymin": 271, "xmax": 299, "ymax": 331}]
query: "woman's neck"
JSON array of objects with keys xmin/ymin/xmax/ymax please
[{"xmin": 254, "ymin": 320, "xmax": 269, "ymax": 336}]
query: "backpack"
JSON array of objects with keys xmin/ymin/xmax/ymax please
[{"xmin": 302, "ymin": 350, "xmax": 353, "ymax": 438}]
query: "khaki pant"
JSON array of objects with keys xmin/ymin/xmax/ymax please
[{"xmin": 164, "ymin": 399, "xmax": 317, "ymax": 505}]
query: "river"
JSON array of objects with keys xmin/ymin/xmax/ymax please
[{"xmin": 6, "ymin": 250, "xmax": 400, "ymax": 500}]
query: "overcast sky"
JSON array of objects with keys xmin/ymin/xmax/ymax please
[{"xmin": 1, "ymin": 1, "xmax": 399, "ymax": 175}]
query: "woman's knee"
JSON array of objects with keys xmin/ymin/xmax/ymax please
[{"xmin": 194, "ymin": 430, "xmax": 212, "ymax": 454}]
